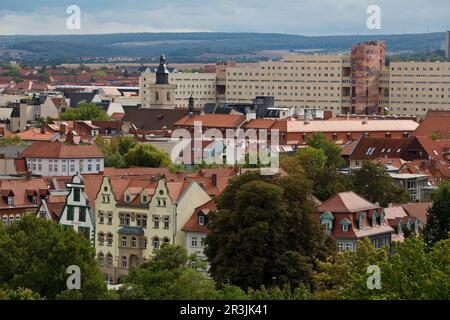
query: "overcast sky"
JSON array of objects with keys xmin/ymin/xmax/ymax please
[{"xmin": 0, "ymin": 0, "xmax": 449, "ymax": 36}]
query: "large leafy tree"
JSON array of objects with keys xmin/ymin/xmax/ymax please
[
  {"xmin": 306, "ymin": 133, "xmax": 346, "ymax": 169},
  {"xmin": 350, "ymin": 161, "xmax": 409, "ymax": 207},
  {"xmin": 119, "ymin": 244, "xmax": 219, "ymax": 300},
  {"xmin": 314, "ymin": 237, "xmax": 450, "ymax": 300},
  {"xmin": 0, "ymin": 216, "xmax": 107, "ymax": 299},
  {"xmin": 124, "ymin": 143, "xmax": 173, "ymax": 168},
  {"xmin": 205, "ymin": 172, "xmax": 335, "ymax": 290},
  {"xmin": 282, "ymin": 147, "xmax": 351, "ymax": 201},
  {"xmin": 59, "ymin": 103, "xmax": 110, "ymax": 121},
  {"xmin": 425, "ymin": 180, "xmax": 450, "ymax": 246}
]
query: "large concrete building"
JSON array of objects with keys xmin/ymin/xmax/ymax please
[
  {"xmin": 389, "ymin": 61, "xmax": 450, "ymax": 116},
  {"xmin": 139, "ymin": 42, "xmax": 450, "ymax": 117}
]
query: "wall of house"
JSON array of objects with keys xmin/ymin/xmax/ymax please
[
  {"xmin": 175, "ymin": 183, "xmax": 211, "ymax": 247},
  {"xmin": 0, "ymin": 158, "xmax": 18, "ymax": 174},
  {"xmin": 25, "ymin": 157, "xmax": 104, "ymax": 176}
]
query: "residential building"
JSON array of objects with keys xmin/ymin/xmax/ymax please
[
  {"xmin": 59, "ymin": 174, "xmax": 95, "ymax": 244},
  {"xmin": 20, "ymin": 141, "xmax": 104, "ymax": 176},
  {"xmin": 92, "ymin": 175, "xmax": 211, "ymax": 284},
  {"xmin": 389, "ymin": 173, "xmax": 430, "ymax": 202},
  {"xmin": 0, "ymin": 178, "xmax": 50, "ymax": 225},
  {"xmin": 0, "ymin": 145, "xmax": 28, "ymax": 175},
  {"xmin": 182, "ymin": 199, "xmax": 217, "ymax": 271},
  {"xmin": 384, "ymin": 205, "xmax": 423, "ymax": 242},
  {"xmin": 318, "ymin": 191, "xmax": 394, "ymax": 252}
]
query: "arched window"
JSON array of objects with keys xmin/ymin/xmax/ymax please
[
  {"xmin": 163, "ymin": 237, "xmax": 170, "ymax": 244},
  {"xmin": 122, "ymin": 236, "xmax": 127, "ymax": 247},
  {"xmin": 121, "ymin": 256, "xmax": 127, "ymax": 268},
  {"xmin": 131, "ymin": 236, "xmax": 137, "ymax": 248},
  {"xmin": 152, "ymin": 236, "xmax": 160, "ymax": 249},
  {"xmin": 15, "ymin": 214, "xmax": 21, "ymax": 221},
  {"xmin": 98, "ymin": 232, "xmax": 105, "ymax": 245},
  {"xmin": 107, "ymin": 233, "xmax": 113, "ymax": 245},
  {"xmin": 98, "ymin": 252, "xmax": 105, "ymax": 266},
  {"xmin": 106, "ymin": 253, "xmax": 113, "ymax": 267},
  {"xmin": 2, "ymin": 216, "xmax": 8, "ymax": 225}
]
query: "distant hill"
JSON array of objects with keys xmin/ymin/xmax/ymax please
[{"xmin": 0, "ymin": 32, "xmax": 446, "ymax": 64}]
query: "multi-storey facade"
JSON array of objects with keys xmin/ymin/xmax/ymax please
[
  {"xmin": 389, "ymin": 61, "xmax": 450, "ymax": 116},
  {"xmin": 59, "ymin": 174, "xmax": 96, "ymax": 244},
  {"xmin": 94, "ymin": 175, "xmax": 211, "ymax": 284},
  {"xmin": 139, "ymin": 43, "xmax": 450, "ymax": 116},
  {"xmin": 20, "ymin": 141, "xmax": 104, "ymax": 176}
]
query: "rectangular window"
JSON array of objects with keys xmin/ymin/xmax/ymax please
[
  {"xmin": 73, "ymin": 188, "xmax": 80, "ymax": 202},
  {"xmin": 67, "ymin": 206, "xmax": 74, "ymax": 221},
  {"xmin": 79, "ymin": 207, "xmax": 86, "ymax": 222},
  {"xmin": 153, "ymin": 216, "xmax": 160, "ymax": 229},
  {"xmin": 98, "ymin": 211, "xmax": 104, "ymax": 224},
  {"xmin": 191, "ymin": 237, "xmax": 198, "ymax": 247},
  {"xmin": 107, "ymin": 213, "xmax": 113, "ymax": 225},
  {"xmin": 163, "ymin": 216, "xmax": 169, "ymax": 229}
]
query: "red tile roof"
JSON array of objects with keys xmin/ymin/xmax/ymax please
[
  {"xmin": 20, "ymin": 141, "xmax": 104, "ymax": 159},
  {"xmin": 182, "ymin": 199, "xmax": 217, "ymax": 233},
  {"xmin": 0, "ymin": 178, "xmax": 49, "ymax": 210},
  {"xmin": 318, "ymin": 191, "xmax": 379, "ymax": 213},
  {"xmin": 414, "ymin": 111, "xmax": 450, "ymax": 139}
]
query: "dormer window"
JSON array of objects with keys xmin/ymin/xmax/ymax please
[
  {"xmin": 380, "ymin": 209, "xmax": 385, "ymax": 226},
  {"xmin": 359, "ymin": 212, "xmax": 365, "ymax": 230},
  {"xmin": 398, "ymin": 221, "xmax": 403, "ymax": 236},
  {"xmin": 372, "ymin": 210, "xmax": 378, "ymax": 227},
  {"xmin": 199, "ymin": 215, "xmax": 205, "ymax": 226},
  {"xmin": 125, "ymin": 195, "xmax": 130, "ymax": 202},
  {"xmin": 340, "ymin": 218, "xmax": 351, "ymax": 232},
  {"xmin": 142, "ymin": 195, "xmax": 147, "ymax": 203},
  {"xmin": 320, "ymin": 211, "xmax": 334, "ymax": 231},
  {"xmin": 32, "ymin": 196, "xmax": 37, "ymax": 205},
  {"xmin": 7, "ymin": 196, "xmax": 14, "ymax": 207}
]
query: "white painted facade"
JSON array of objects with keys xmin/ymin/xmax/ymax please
[
  {"xmin": 59, "ymin": 174, "xmax": 95, "ymax": 244},
  {"xmin": 26, "ymin": 157, "xmax": 104, "ymax": 176}
]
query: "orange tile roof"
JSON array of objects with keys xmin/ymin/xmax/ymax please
[
  {"xmin": 414, "ymin": 111, "xmax": 450, "ymax": 139},
  {"xmin": 182, "ymin": 199, "xmax": 217, "ymax": 233},
  {"xmin": 14, "ymin": 128, "xmax": 56, "ymax": 141},
  {"xmin": 0, "ymin": 178, "xmax": 49, "ymax": 209}
]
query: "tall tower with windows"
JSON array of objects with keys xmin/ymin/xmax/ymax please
[{"xmin": 142, "ymin": 54, "xmax": 176, "ymax": 109}]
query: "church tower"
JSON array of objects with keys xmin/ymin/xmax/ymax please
[{"xmin": 144, "ymin": 54, "xmax": 176, "ymax": 109}]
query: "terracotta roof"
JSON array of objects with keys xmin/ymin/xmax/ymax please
[
  {"xmin": 285, "ymin": 119, "xmax": 418, "ymax": 133},
  {"xmin": 402, "ymin": 202, "xmax": 432, "ymax": 224},
  {"xmin": 14, "ymin": 128, "xmax": 57, "ymax": 141},
  {"xmin": 349, "ymin": 137, "xmax": 408, "ymax": 160},
  {"xmin": 340, "ymin": 140, "xmax": 359, "ymax": 157},
  {"xmin": 173, "ymin": 114, "xmax": 246, "ymax": 128},
  {"xmin": 242, "ymin": 119, "xmax": 277, "ymax": 130},
  {"xmin": 319, "ymin": 191, "xmax": 379, "ymax": 213},
  {"xmin": 182, "ymin": 199, "xmax": 216, "ymax": 233},
  {"xmin": 414, "ymin": 111, "xmax": 450, "ymax": 139},
  {"xmin": 0, "ymin": 178, "xmax": 49, "ymax": 209},
  {"xmin": 20, "ymin": 141, "xmax": 104, "ymax": 159}
]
